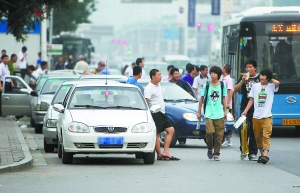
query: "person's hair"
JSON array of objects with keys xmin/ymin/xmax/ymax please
[
  {"xmin": 195, "ymin": 65, "xmax": 200, "ymax": 72},
  {"xmin": 170, "ymin": 67, "xmax": 179, "ymax": 75},
  {"xmin": 186, "ymin": 63, "xmax": 192, "ymax": 71},
  {"xmin": 209, "ymin": 66, "xmax": 222, "ymax": 80},
  {"xmin": 167, "ymin": 65, "xmax": 174, "ymax": 71},
  {"xmin": 22, "ymin": 46, "xmax": 27, "ymax": 51},
  {"xmin": 131, "ymin": 62, "xmax": 136, "ymax": 66},
  {"xmin": 136, "ymin": 58, "xmax": 143, "ymax": 66},
  {"xmin": 260, "ymin": 69, "xmax": 273, "ymax": 81},
  {"xmin": 1, "ymin": 49, "xmax": 6, "ymax": 53},
  {"xmin": 98, "ymin": 61, "xmax": 105, "ymax": 67},
  {"xmin": 27, "ymin": 65, "xmax": 35, "ymax": 71},
  {"xmin": 245, "ymin": 59, "xmax": 257, "ymax": 68},
  {"xmin": 149, "ymin": 69, "xmax": 159, "ymax": 79},
  {"xmin": 200, "ymin": 65, "xmax": 208, "ymax": 71},
  {"xmin": 223, "ymin": 64, "xmax": 231, "ymax": 74},
  {"xmin": 10, "ymin": 54, "xmax": 17, "ymax": 59},
  {"xmin": 1, "ymin": 54, "xmax": 8, "ymax": 59},
  {"xmin": 187, "ymin": 64, "xmax": 195, "ymax": 73},
  {"xmin": 41, "ymin": 61, "xmax": 48, "ymax": 67},
  {"xmin": 133, "ymin": 66, "xmax": 142, "ymax": 76},
  {"xmin": 38, "ymin": 52, "xmax": 41, "ymax": 55}
]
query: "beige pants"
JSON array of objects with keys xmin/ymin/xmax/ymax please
[
  {"xmin": 252, "ymin": 118, "xmax": 272, "ymax": 151},
  {"xmin": 205, "ymin": 118, "xmax": 224, "ymax": 156}
]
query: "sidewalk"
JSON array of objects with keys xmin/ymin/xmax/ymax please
[{"xmin": 0, "ymin": 117, "xmax": 33, "ymax": 173}]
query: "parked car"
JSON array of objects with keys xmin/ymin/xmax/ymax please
[
  {"xmin": 80, "ymin": 74, "xmax": 128, "ymax": 82},
  {"xmin": 137, "ymin": 80, "xmax": 235, "ymax": 147},
  {"xmin": 54, "ymin": 81, "xmax": 156, "ymax": 164}
]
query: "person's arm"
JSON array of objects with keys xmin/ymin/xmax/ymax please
[
  {"xmin": 242, "ymin": 98, "xmax": 254, "ymax": 116},
  {"xmin": 20, "ymin": 53, "xmax": 27, "ymax": 62},
  {"xmin": 196, "ymin": 96, "xmax": 204, "ymax": 118},
  {"xmin": 234, "ymin": 76, "xmax": 246, "ymax": 92},
  {"xmin": 145, "ymin": 98, "xmax": 150, "ymax": 103},
  {"xmin": 193, "ymin": 88, "xmax": 197, "ymax": 94},
  {"xmin": 11, "ymin": 80, "xmax": 14, "ymax": 87},
  {"xmin": 271, "ymin": 78, "xmax": 280, "ymax": 88},
  {"xmin": 0, "ymin": 82, "xmax": 2, "ymax": 92},
  {"xmin": 222, "ymin": 96, "xmax": 227, "ymax": 119},
  {"xmin": 227, "ymin": 89, "xmax": 233, "ymax": 109}
]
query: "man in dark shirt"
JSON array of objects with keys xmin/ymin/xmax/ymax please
[
  {"xmin": 234, "ymin": 59, "xmax": 260, "ymax": 161},
  {"xmin": 54, "ymin": 56, "xmax": 64, "ymax": 70},
  {"xmin": 169, "ymin": 67, "xmax": 192, "ymax": 95}
]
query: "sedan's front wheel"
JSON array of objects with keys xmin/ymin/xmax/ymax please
[
  {"xmin": 62, "ymin": 144, "xmax": 73, "ymax": 164},
  {"xmin": 35, "ymin": 124, "xmax": 43, "ymax": 134},
  {"xmin": 143, "ymin": 150, "xmax": 155, "ymax": 164},
  {"xmin": 58, "ymin": 143, "xmax": 62, "ymax": 158},
  {"xmin": 44, "ymin": 138, "xmax": 54, "ymax": 153}
]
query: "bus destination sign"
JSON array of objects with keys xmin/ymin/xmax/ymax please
[{"xmin": 266, "ymin": 23, "xmax": 300, "ymax": 33}]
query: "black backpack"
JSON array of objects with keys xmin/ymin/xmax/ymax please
[{"xmin": 203, "ymin": 81, "xmax": 224, "ymax": 114}]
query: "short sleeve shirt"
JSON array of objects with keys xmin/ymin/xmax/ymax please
[
  {"xmin": 192, "ymin": 75, "xmax": 209, "ymax": 100},
  {"xmin": 222, "ymin": 75, "xmax": 233, "ymax": 109},
  {"xmin": 144, "ymin": 82, "xmax": 165, "ymax": 113},
  {"xmin": 201, "ymin": 82, "xmax": 227, "ymax": 119},
  {"xmin": 0, "ymin": 63, "xmax": 11, "ymax": 82},
  {"xmin": 169, "ymin": 79, "xmax": 190, "ymax": 93},
  {"xmin": 126, "ymin": 77, "xmax": 144, "ymax": 94},
  {"xmin": 18, "ymin": 51, "xmax": 27, "ymax": 69},
  {"xmin": 182, "ymin": 74, "xmax": 194, "ymax": 86},
  {"xmin": 248, "ymin": 83, "xmax": 278, "ymax": 119}
]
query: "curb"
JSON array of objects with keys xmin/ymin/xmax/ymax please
[{"xmin": 0, "ymin": 120, "xmax": 33, "ymax": 173}]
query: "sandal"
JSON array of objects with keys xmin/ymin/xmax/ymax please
[
  {"xmin": 260, "ymin": 156, "xmax": 269, "ymax": 164},
  {"xmin": 257, "ymin": 156, "xmax": 263, "ymax": 163},
  {"xmin": 157, "ymin": 156, "xmax": 170, "ymax": 161},
  {"xmin": 162, "ymin": 156, "xmax": 180, "ymax": 161}
]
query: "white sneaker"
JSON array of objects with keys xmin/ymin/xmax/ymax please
[
  {"xmin": 222, "ymin": 140, "xmax": 229, "ymax": 146},
  {"xmin": 227, "ymin": 137, "xmax": 233, "ymax": 146}
]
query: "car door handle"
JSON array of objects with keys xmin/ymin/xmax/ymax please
[{"xmin": 4, "ymin": 97, "xmax": 9, "ymax": 101}]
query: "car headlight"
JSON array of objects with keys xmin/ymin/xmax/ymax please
[
  {"xmin": 183, "ymin": 113, "xmax": 199, "ymax": 122},
  {"xmin": 68, "ymin": 122, "xmax": 90, "ymax": 133},
  {"xmin": 132, "ymin": 123, "xmax": 152, "ymax": 133},
  {"xmin": 36, "ymin": 101, "xmax": 49, "ymax": 111},
  {"xmin": 46, "ymin": 119, "xmax": 58, "ymax": 128}
]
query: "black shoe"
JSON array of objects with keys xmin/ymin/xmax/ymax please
[
  {"xmin": 261, "ymin": 156, "xmax": 269, "ymax": 164},
  {"xmin": 257, "ymin": 156, "xmax": 263, "ymax": 163}
]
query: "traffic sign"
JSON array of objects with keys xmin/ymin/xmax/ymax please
[{"xmin": 47, "ymin": 44, "xmax": 63, "ymax": 55}]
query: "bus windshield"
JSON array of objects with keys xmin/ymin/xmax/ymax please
[{"xmin": 239, "ymin": 21, "xmax": 300, "ymax": 83}]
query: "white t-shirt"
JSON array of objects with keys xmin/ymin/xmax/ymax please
[
  {"xmin": 144, "ymin": 82, "xmax": 165, "ymax": 113},
  {"xmin": 74, "ymin": 61, "xmax": 89, "ymax": 71},
  {"xmin": 129, "ymin": 68, "xmax": 147, "ymax": 79},
  {"xmin": 192, "ymin": 75, "xmax": 210, "ymax": 100},
  {"xmin": 248, "ymin": 83, "xmax": 278, "ymax": 119},
  {"xmin": 0, "ymin": 63, "xmax": 10, "ymax": 82},
  {"xmin": 35, "ymin": 68, "xmax": 46, "ymax": 74},
  {"xmin": 18, "ymin": 51, "xmax": 27, "ymax": 69},
  {"xmin": 125, "ymin": 66, "xmax": 132, "ymax": 76},
  {"xmin": 30, "ymin": 71, "xmax": 40, "ymax": 82}
]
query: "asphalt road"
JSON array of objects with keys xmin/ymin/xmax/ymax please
[{"xmin": 0, "ymin": 124, "xmax": 300, "ymax": 193}]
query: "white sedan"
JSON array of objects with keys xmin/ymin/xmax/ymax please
[{"xmin": 54, "ymin": 81, "xmax": 156, "ymax": 164}]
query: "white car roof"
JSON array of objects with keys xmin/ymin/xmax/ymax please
[
  {"xmin": 65, "ymin": 81, "xmax": 135, "ymax": 88},
  {"xmin": 61, "ymin": 79, "xmax": 118, "ymax": 85},
  {"xmin": 80, "ymin": 75, "xmax": 127, "ymax": 79}
]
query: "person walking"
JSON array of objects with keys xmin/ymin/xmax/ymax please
[
  {"xmin": 234, "ymin": 59, "xmax": 260, "ymax": 161},
  {"xmin": 7, "ymin": 54, "xmax": 17, "ymax": 75},
  {"xmin": 192, "ymin": 65, "xmax": 210, "ymax": 100},
  {"xmin": 18, "ymin": 46, "xmax": 28, "ymax": 79},
  {"xmin": 126, "ymin": 66, "xmax": 144, "ymax": 94},
  {"xmin": 36, "ymin": 61, "xmax": 48, "ymax": 74},
  {"xmin": 182, "ymin": 64, "xmax": 197, "ymax": 86},
  {"xmin": 36, "ymin": 52, "xmax": 42, "ymax": 69},
  {"xmin": 132, "ymin": 58, "xmax": 147, "ymax": 79},
  {"xmin": 242, "ymin": 69, "xmax": 280, "ymax": 164},
  {"xmin": 74, "ymin": 55, "xmax": 89, "ymax": 71},
  {"xmin": 169, "ymin": 67, "xmax": 192, "ymax": 94},
  {"xmin": 54, "ymin": 56, "xmax": 64, "ymax": 70},
  {"xmin": 144, "ymin": 69, "xmax": 180, "ymax": 161},
  {"xmin": 221, "ymin": 64, "xmax": 234, "ymax": 146},
  {"xmin": 196, "ymin": 66, "xmax": 227, "ymax": 161},
  {"xmin": 162, "ymin": 65, "xmax": 174, "ymax": 81}
]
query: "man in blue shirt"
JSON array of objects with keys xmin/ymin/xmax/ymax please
[
  {"xmin": 182, "ymin": 64, "xmax": 197, "ymax": 86},
  {"xmin": 126, "ymin": 66, "xmax": 144, "ymax": 93},
  {"xmin": 98, "ymin": 61, "xmax": 110, "ymax": 75},
  {"xmin": 169, "ymin": 67, "xmax": 192, "ymax": 95}
]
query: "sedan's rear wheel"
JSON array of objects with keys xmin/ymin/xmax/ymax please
[
  {"xmin": 160, "ymin": 131, "xmax": 177, "ymax": 147},
  {"xmin": 143, "ymin": 150, "xmax": 155, "ymax": 164},
  {"xmin": 62, "ymin": 144, "xmax": 73, "ymax": 164},
  {"xmin": 30, "ymin": 117, "xmax": 35, "ymax": 127},
  {"xmin": 44, "ymin": 138, "xmax": 54, "ymax": 153},
  {"xmin": 58, "ymin": 143, "xmax": 62, "ymax": 158},
  {"xmin": 35, "ymin": 124, "xmax": 43, "ymax": 134}
]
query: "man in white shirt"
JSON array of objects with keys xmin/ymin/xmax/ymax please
[
  {"xmin": 192, "ymin": 65, "xmax": 210, "ymax": 100},
  {"xmin": 35, "ymin": 61, "xmax": 48, "ymax": 74},
  {"xmin": 74, "ymin": 55, "xmax": 89, "ymax": 71},
  {"xmin": 18, "ymin": 46, "xmax": 28, "ymax": 79},
  {"xmin": 144, "ymin": 69, "xmax": 180, "ymax": 161},
  {"xmin": 0, "ymin": 54, "xmax": 14, "ymax": 116},
  {"xmin": 130, "ymin": 58, "xmax": 147, "ymax": 79},
  {"xmin": 27, "ymin": 65, "xmax": 39, "ymax": 82}
]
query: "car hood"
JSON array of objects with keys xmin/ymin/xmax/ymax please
[
  {"xmin": 166, "ymin": 101, "xmax": 198, "ymax": 112},
  {"xmin": 40, "ymin": 94, "xmax": 55, "ymax": 104},
  {"xmin": 69, "ymin": 110, "xmax": 149, "ymax": 126}
]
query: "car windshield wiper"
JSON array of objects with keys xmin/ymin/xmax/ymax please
[
  {"xmin": 164, "ymin": 99, "xmax": 197, "ymax": 102},
  {"xmin": 74, "ymin": 105, "xmax": 107, "ymax": 109},
  {"xmin": 42, "ymin": 92, "xmax": 56, "ymax": 94},
  {"xmin": 106, "ymin": 106, "xmax": 144, "ymax": 110}
]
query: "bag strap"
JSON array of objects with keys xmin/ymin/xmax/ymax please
[{"xmin": 204, "ymin": 81, "xmax": 224, "ymax": 114}]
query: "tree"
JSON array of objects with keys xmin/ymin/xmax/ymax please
[
  {"xmin": 53, "ymin": 0, "xmax": 97, "ymax": 35},
  {"xmin": 0, "ymin": 0, "xmax": 96, "ymax": 42}
]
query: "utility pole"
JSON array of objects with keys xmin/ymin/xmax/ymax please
[{"xmin": 41, "ymin": 5, "xmax": 48, "ymax": 62}]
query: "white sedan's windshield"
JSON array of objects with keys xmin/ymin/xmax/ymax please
[{"xmin": 68, "ymin": 86, "xmax": 147, "ymax": 110}]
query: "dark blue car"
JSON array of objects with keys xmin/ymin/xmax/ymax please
[{"xmin": 137, "ymin": 80, "xmax": 235, "ymax": 147}]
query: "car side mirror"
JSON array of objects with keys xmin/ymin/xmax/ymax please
[
  {"xmin": 53, "ymin": 103, "xmax": 65, "ymax": 113},
  {"xmin": 20, "ymin": 88, "xmax": 31, "ymax": 95},
  {"xmin": 30, "ymin": 90, "xmax": 39, "ymax": 97}
]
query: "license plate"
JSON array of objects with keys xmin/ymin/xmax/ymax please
[
  {"xmin": 282, "ymin": 119, "xmax": 300, "ymax": 125},
  {"xmin": 98, "ymin": 137, "xmax": 124, "ymax": 146}
]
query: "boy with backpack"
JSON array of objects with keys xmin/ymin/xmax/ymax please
[{"xmin": 197, "ymin": 66, "xmax": 227, "ymax": 161}]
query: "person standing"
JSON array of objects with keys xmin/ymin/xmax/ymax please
[
  {"xmin": 162, "ymin": 65, "xmax": 174, "ymax": 81},
  {"xmin": 144, "ymin": 69, "xmax": 180, "ymax": 161},
  {"xmin": 7, "ymin": 54, "xmax": 17, "ymax": 75},
  {"xmin": 18, "ymin": 46, "xmax": 28, "ymax": 79},
  {"xmin": 0, "ymin": 49, "xmax": 6, "ymax": 63},
  {"xmin": 54, "ymin": 56, "xmax": 64, "ymax": 70},
  {"xmin": 65, "ymin": 58, "xmax": 74, "ymax": 69},
  {"xmin": 221, "ymin": 64, "xmax": 234, "ymax": 146},
  {"xmin": 133, "ymin": 58, "xmax": 147, "ymax": 79},
  {"xmin": 169, "ymin": 67, "xmax": 192, "ymax": 94},
  {"xmin": 182, "ymin": 64, "xmax": 197, "ymax": 86},
  {"xmin": 192, "ymin": 65, "xmax": 210, "ymax": 100},
  {"xmin": 126, "ymin": 66, "xmax": 144, "ymax": 94},
  {"xmin": 196, "ymin": 66, "xmax": 227, "ymax": 161},
  {"xmin": 125, "ymin": 62, "xmax": 136, "ymax": 77},
  {"xmin": 234, "ymin": 59, "xmax": 260, "ymax": 161},
  {"xmin": 27, "ymin": 65, "xmax": 39, "ymax": 82},
  {"xmin": 0, "ymin": 54, "xmax": 14, "ymax": 116},
  {"xmin": 36, "ymin": 52, "xmax": 42, "ymax": 69},
  {"xmin": 36, "ymin": 61, "xmax": 48, "ymax": 74},
  {"xmin": 74, "ymin": 55, "xmax": 89, "ymax": 71},
  {"xmin": 242, "ymin": 69, "xmax": 280, "ymax": 164}
]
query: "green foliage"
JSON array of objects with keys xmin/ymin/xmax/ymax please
[{"xmin": 0, "ymin": 0, "xmax": 97, "ymax": 42}]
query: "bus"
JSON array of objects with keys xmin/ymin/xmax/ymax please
[
  {"xmin": 52, "ymin": 33, "xmax": 94, "ymax": 64},
  {"xmin": 222, "ymin": 7, "xmax": 300, "ymax": 132}
]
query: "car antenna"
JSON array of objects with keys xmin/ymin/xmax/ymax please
[{"xmin": 105, "ymin": 61, "xmax": 108, "ymax": 85}]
